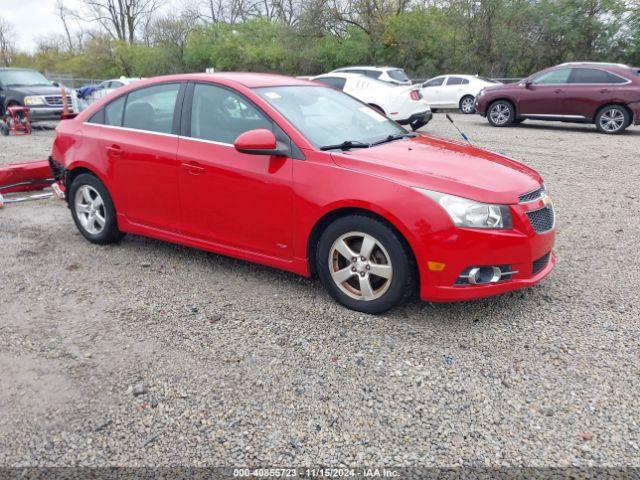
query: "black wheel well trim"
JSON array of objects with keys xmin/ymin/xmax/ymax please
[
  {"xmin": 594, "ymin": 103, "xmax": 633, "ymax": 123},
  {"xmin": 65, "ymin": 167, "xmax": 101, "ymax": 205},
  {"xmin": 306, "ymin": 206, "xmax": 419, "ymax": 285}
]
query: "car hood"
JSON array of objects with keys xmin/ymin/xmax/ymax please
[
  {"xmin": 330, "ymin": 135, "xmax": 542, "ymax": 204},
  {"xmin": 9, "ymin": 85, "xmax": 64, "ymax": 96}
]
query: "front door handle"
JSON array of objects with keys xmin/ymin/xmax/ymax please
[
  {"xmin": 600, "ymin": 89, "xmax": 611, "ymax": 94},
  {"xmin": 554, "ymin": 89, "xmax": 564, "ymax": 94},
  {"xmin": 106, "ymin": 145, "xmax": 122, "ymax": 158},
  {"xmin": 181, "ymin": 162, "xmax": 205, "ymax": 175}
]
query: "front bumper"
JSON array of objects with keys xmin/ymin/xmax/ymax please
[
  {"xmin": 397, "ymin": 110, "xmax": 433, "ymax": 131},
  {"xmin": 28, "ymin": 106, "xmax": 72, "ymax": 122},
  {"xmin": 418, "ymin": 196, "xmax": 556, "ymax": 302}
]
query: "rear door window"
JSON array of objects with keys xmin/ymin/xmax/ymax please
[
  {"xmin": 123, "ymin": 83, "xmax": 180, "ymax": 134},
  {"xmin": 189, "ymin": 83, "xmax": 272, "ymax": 144},
  {"xmin": 446, "ymin": 77, "xmax": 469, "ymax": 85},
  {"xmin": 104, "ymin": 95, "xmax": 126, "ymax": 126},
  {"xmin": 570, "ymin": 68, "xmax": 628, "ymax": 84}
]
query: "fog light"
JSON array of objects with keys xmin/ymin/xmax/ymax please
[
  {"xmin": 455, "ymin": 265, "xmax": 518, "ymax": 286},
  {"xmin": 468, "ymin": 266, "xmax": 502, "ymax": 285}
]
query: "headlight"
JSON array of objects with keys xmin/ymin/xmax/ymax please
[
  {"xmin": 24, "ymin": 96, "xmax": 46, "ymax": 106},
  {"xmin": 414, "ymin": 188, "xmax": 512, "ymax": 229}
]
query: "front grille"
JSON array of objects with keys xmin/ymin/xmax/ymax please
[
  {"xmin": 45, "ymin": 96, "xmax": 71, "ymax": 106},
  {"xmin": 519, "ymin": 185, "xmax": 546, "ymax": 203},
  {"xmin": 526, "ymin": 206, "xmax": 554, "ymax": 233},
  {"xmin": 532, "ymin": 252, "xmax": 551, "ymax": 275}
]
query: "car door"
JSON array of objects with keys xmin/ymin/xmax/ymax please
[
  {"xmin": 518, "ymin": 68, "xmax": 571, "ymax": 116},
  {"xmin": 103, "ymin": 82, "xmax": 183, "ymax": 232},
  {"xmin": 564, "ymin": 67, "xmax": 629, "ymax": 119},
  {"xmin": 177, "ymin": 82, "xmax": 294, "ymax": 259},
  {"xmin": 421, "ymin": 76, "xmax": 446, "ymax": 107},
  {"xmin": 443, "ymin": 76, "xmax": 469, "ymax": 106}
]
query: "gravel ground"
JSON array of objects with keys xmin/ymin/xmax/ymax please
[{"xmin": 0, "ymin": 114, "xmax": 639, "ymax": 468}]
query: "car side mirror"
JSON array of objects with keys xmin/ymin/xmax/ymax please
[
  {"xmin": 51, "ymin": 81, "xmax": 60, "ymax": 87},
  {"xmin": 524, "ymin": 80, "xmax": 533, "ymax": 89},
  {"xmin": 234, "ymin": 129, "xmax": 288, "ymax": 156}
]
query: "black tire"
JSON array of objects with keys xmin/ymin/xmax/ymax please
[
  {"xmin": 0, "ymin": 122, "xmax": 8, "ymax": 136},
  {"xmin": 316, "ymin": 215, "xmax": 415, "ymax": 314},
  {"xmin": 430, "ymin": 108, "xmax": 439, "ymax": 113},
  {"xmin": 595, "ymin": 105, "xmax": 630, "ymax": 134},
  {"xmin": 459, "ymin": 95, "xmax": 476, "ymax": 114},
  {"xmin": 487, "ymin": 100, "xmax": 515, "ymax": 127},
  {"xmin": 69, "ymin": 173, "xmax": 124, "ymax": 244}
]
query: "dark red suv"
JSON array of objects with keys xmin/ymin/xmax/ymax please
[{"xmin": 475, "ymin": 62, "xmax": 640, "ymax": 134}]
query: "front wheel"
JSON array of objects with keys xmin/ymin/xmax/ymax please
[
  {"xmin": 316, "ymin": 215, "xmax": 415, "ymax": 314},
  {"xmin": 69, "ymin": 173, "xmax": 125, "ymax": 244},
  {"xmin": 487, "ymin": 100, "xmax": 515, "ymax": 127},
  {"xmin": 595, "ymin": 106, "xmax": 629, "ymax": 134},
  {"xmin": 459, "ymin": 95, "xmax": 475, "ymax": 114}
]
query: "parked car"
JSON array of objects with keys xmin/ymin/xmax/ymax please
[
  {"xmin": 475, "ymin": 62, "xmax": 640, "ymax": 134},
  {"xmin": 86, "ymin": 77, "xmax": 142, "ymax": 102},
  {"xmin": 0, "ymin": 68, "xmax": 72, "ymax": 122},
  {"xmin": 421, "ymin": 74, "xmax": 501, "ymax": 113},
  {"xmin": 49, "ymin": 73, "xmax": 555, "ymax": 314},
  {"xmin": 311, "ymin": 73, "xmax": 432, "ymax": 130},
  {"xmin": 330, "ymin": 66, "xmax": 412, "ymax": 86}
]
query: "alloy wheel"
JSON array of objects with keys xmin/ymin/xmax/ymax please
[
  {"xmin": 489, "ymin": 103, "xmax": 510, "ymax": 125},
  {"xmin": 328, "ymin": 231, "xmax": 393, "ymax": 301},
  {"xmin": 599, "ymin": 108, "xmax": 625, "ymax": 133},
  {"xmin": 461, "ymin": 97, "xmax": 475, "ymax": 114},
  {"xmin": 74, "ymin": 185, "xmax": 106, "ymax": 235}
]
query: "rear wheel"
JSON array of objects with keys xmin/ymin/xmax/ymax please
[
  {"xmin": 487, "ymin": 100, "xmax": 515, "ymax": 127},
  {"xmin": 69, "ymin": 173, "xmax": 124, "ymax": 244},
  {"xmin": 316, "ymin": 215, "xmax": 415, "ymax": 314},
  {"xmin": 595, "ymin": 105, "xmax": 629, "ymax": 134},
  {"xmin": 459, "ymin": 95, "xmax": 475, "ymax": 114}
]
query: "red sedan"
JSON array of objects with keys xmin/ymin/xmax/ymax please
[{"xmin": 50, "ymin": 73, "xmax": 556, "ymax": 314}]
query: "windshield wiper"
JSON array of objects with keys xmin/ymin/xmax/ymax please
[
  {"xmin": 370, "ymin": 132, "xmax": 417, "ymax": 147},
  {"xmin": 320, "ymin": 140, "xmax": 371, "ymax": 151}
]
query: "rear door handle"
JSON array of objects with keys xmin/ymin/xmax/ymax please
[
  {"xmin": 554, "ymin": 89, "xmax": 563, "ymax": 93},
  {"xmin": 181, "ymin": 162, "xmax": 205, "ymax": 175},
  {"xmin": 106, "ymin": 145, "xmax": 122, "ymax": 158},
  {"xmin": 600, "ymin": 89, "xmax": 611, "ymax": 94}
]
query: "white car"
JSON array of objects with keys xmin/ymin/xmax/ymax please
[
  {"xmin": 312, "ymin": 73, "xmax": 432, "ymax": 131},
  {"xmin": 421, "ymin": 75, "xmax": 501, "ymax": 113},
  {"xmin": 88, "ymin": 77, "xmax": 143, "ymax": 102},
  {"xmin": 330, "ymin": 66, "xmax": 412, "ymax": 86}
]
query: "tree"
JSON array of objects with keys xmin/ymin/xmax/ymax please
[
  {"xmin": 0, "ymin": 16, "xmax": 16, "ymax": 67},
  {"xmin": 76, "ymin": 0, "xmax": 163, "ymax": 44}
]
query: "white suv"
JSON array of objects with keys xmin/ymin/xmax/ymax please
[{"xmin": 330, "ymin": 66, "xmax": 412, "ymax": 86}]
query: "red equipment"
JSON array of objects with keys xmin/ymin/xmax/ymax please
[{"xmin": 1, "ymin": 106, "xmax": 32, "ymax": 136}]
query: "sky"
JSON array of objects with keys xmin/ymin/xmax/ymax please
[
  {"xmin": 0, "ymin": 0, "xmax": 175, "ymax": 53},
  {"xmin": 1, "ymin": 0, "xmax": 84, "ymax": 52}
]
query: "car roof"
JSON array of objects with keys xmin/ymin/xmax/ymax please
[
  {"xmin": 333, "ymin": 66, "xmax": 401, "ymax": 72},
  {"xmin": 0, "ymin": 67, "xmax": 38, "ymax": 71},
  {"xmin": 558, "ymin": 61, "xmax": 629, "ymax": 68},
  {"xmin": 313, "ymin": 72, "xmax": 391, "ymax": 86}
]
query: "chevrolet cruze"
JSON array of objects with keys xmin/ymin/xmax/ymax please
[{"xmin": 50, "ymin": 73, "xmax": 556, "ymax": 314}]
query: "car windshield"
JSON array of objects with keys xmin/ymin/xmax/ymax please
[
  {"xmin": 0, "ymin": 70, "xmax": 51, "ymax": 87},
  {"xmin": 388, "ymin": 69, "xmax": 410, "ymax": 82},
  {"xmin": 255, "ymin": 85, "xmax": 405, "ymax": 149}
]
